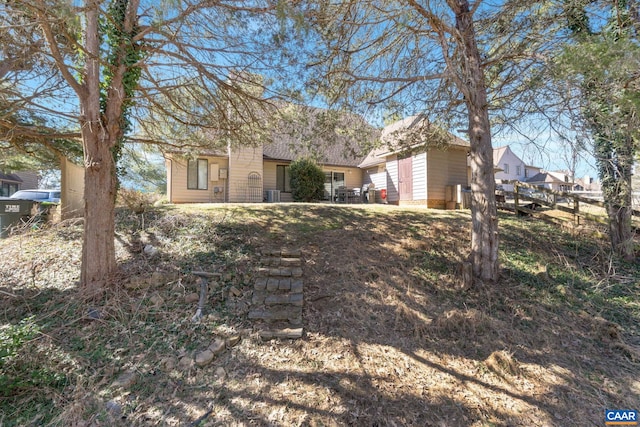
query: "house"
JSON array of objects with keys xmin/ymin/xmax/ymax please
[
  {"xmin": 524, "ymin": 164, "xmax": 542, "ymax": 181},
  {"xmin": 493, "ymin": 146, "xmax": 528, "ymax": 191},
  {"xmin": 164, "ymin": 111, "xmax": 471, "ymax": 207},
  {"xmin": 164, "ymin": 106, "xmax": 378, "ymax": 204},
  {"xmin": 525, "ymin": 170, "xmax": 574, "ymax": 192},
  {"xmin": 573, "ymin": 175, "xmax": 601, "ymax": 192},
  {"xmin": 359, "ymin": 115, "xmax": 470, "ymax": 208},
  {"xmin": 0, "ymin": 171, "xmax": 39, "ymax": 197}
]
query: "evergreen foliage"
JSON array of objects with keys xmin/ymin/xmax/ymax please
[{"xmin": 289, "ymin": 158, "xmax": 325, "ymax": 202}]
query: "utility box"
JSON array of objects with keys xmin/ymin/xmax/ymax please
[
  {"xmin": 210, "ymin": 164, "xmax": 220, "ymax": 182},
  {"xmin": 265, "ymin": 190, "xmax": 281, "ymax": 203},
  {"xmin": 0, "ymin": 199, "xmax": 34, "ymax": 238}
]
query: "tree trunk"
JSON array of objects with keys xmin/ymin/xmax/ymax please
[
  {"xmin": 599, "ymin": 139, "xmax": 635, "ymax": 260},
  {"xmin": 468, "ymin": 108, "xmax": 499, "ymax": 282},
  {"xmin": 608, "ymin": 203, "xmax": 634, "ymax": 260},
  {"xmin": 78, "ymin": 1, "xmax": 119, "ymax": 296},
  {"xmin": 449, "ymin": 0, "xmax": 500, "ymax": 283},
  {"xmin": 80, "ymin": 130, "xmax": 118, "ymax": 296},
  {"xmin": 613, "ymin": 147, "xmax": 635, "ymax": 261}
]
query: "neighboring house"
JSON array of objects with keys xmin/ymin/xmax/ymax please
[
  {"xmin": 525, "ymin": 170, "xmax": 574, "ymax": 192},
  {"xmin": 493, "ymin": 146, "xmax": 527, "ymax": 191},
  {"xmin": 0, "ymin": 171, "xmax": 39, "ymax": 197},
  {"xmin": 164, "ymin": 112, "xmax": 471, "ymax": 208},
  {"xmin": 524, "ymin": 164, "xmax": 542, "ymax": 181},
  {"xmin": 359, "ymin": 115, "xmax": 470, "ymax": 208},
  {"xmin": 573, "ymin": 175, "xmax": 601, "ymax": 192}
]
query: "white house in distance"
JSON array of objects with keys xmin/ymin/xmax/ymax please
[{"xmin": 492, "ymin": 146, "xmax": 542, "ymax": 191}]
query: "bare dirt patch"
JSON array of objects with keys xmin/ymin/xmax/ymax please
[{"xmin": 0, "ymin": 203, "xmax": 638, "ymax": 426}]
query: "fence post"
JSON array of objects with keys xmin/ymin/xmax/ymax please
[
  {"xmin": 514, "ymin": 182, "xmax": 520, "ymax": 213},
  {"xmin": 574, "ymin": 198, "xmax": 580, "ymax": 225}
]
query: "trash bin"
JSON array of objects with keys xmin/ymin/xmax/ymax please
[
  {"xmin": 380, "ymin": 189, "xmax": 387, "ymax": 203},
  {"xmin": 0, "ymin": 199, "xmax": 34, "ymax": 238}
]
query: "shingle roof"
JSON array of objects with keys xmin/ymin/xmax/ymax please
[
  {"xmin": 358, "ymin": 115, "xmax": 469, "ymax": 168},
  {"xmin": 526, "ymin": 172, "xmax": 565, "ymax": 184},
  {"xmin": 0, "ymin": 172, "xmax": 23, "ymax": 183},
  {"xmin": 261, "ymin": 105, "xmax": 378, "ymax": 167},
  {"xmin": 379, "ymin": 115, "xmax": 469, "ymax": 151},
  {"xmin": 164, "ymin": 104, "xmax": 379, "ymax": 167}
]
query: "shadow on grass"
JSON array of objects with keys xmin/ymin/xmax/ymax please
[{"xmin": 1, "ymin": 204, "xmax": 638, "ymax": 426}]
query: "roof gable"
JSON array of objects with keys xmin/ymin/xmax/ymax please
[
  {"xmin": 0, "ymin": 172, "xmax": 23, "ymax": 183},
  {"xmin": 492, "ymin": 146, "xmax": 509, "ymax": 165}
]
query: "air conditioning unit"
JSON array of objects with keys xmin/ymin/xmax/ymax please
[{"xmin": 265, "ymin": 190, "xmax": 281, "ymax": 203}]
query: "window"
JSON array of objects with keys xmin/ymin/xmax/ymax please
[
  {"xmin": 1, "ymin": 183, "xmax": 18, "ymax": 197},
  {"xmin": 187, "ymin": 159, "xmax": 208, "ymax": 190},
  {"xmin": 524, "ymin": 169, "xmax": 529, "ymax": 178},
  {"xmin": 503, "ymin": 163, "xmax": 510, "ymax": 174},
  {"xmin": 276, "ymin": 165, "xmax": 291, "ymax": 192},
  {"xmin": 516, "ymin": 165, "xmax": 521, "ymax": 176}
]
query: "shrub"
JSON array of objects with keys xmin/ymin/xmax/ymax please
[
  {"xmin": 289, "ymin": 158, "xmax": 325, "ymax": 202},
  {"xmin": 118, "ymin": 188, "xmax": 154, "ymax": 214}
]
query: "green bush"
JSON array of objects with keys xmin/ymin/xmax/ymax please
[{"xmin": 289, "ymin": 158, "xmax": 325, "ymax": 202}]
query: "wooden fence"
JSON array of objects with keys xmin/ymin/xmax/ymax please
[{"xmin": 498, "ymin": 181, "xmax": 640, "ymax": 227}]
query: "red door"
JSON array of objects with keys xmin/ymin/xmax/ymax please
[{"xmin": 398, "ymin": 155, "xmax": 413, "ymax": 201}]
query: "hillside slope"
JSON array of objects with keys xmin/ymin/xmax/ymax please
[{"xmin": 0, "ymin": 204, "xmax": 638, "ymax": 426}]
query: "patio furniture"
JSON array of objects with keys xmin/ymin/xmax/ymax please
[{"xmin": 335, "ymin": 187, "xmax": 361, "ymax": 204}]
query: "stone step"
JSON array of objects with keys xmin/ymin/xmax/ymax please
[
  {"xmin": 249, "ymin": 307, "xmax": 302, "ymax": 321},
  {"xmin": 265, "ymin": 293, "xmax": 303, "ymax": 306},
  {"xmin": 259, "ymin": 328, "xmax": 304, "ymax": 340},
  {"xmin": 256, "ymin": 267, "xmax": 303, "ymax": 278},
  {"xmin": 261, "ymin": 257, "xmax": 302, "ymax": 267}
]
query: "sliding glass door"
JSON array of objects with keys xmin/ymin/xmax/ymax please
[{"xmin": 324, "ymin": 171, "xmax": 345, "ymax": 201}]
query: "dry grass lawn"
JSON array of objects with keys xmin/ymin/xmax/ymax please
[{"xmin": 0, "ymin": 203, "xmax": 638, "ymax": 426}]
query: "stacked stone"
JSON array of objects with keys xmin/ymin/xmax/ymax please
[{"xmin": 249, "ymin": 249, "xmax": 304, "ymax": 339}]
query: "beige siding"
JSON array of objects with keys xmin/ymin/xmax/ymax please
[
  {"xmin": 363, "ymin": 165, "xmax": 386, "ymax": 190},
  {"xmin": 14, "ymin": 171, "xmax": 39, "ymax": 190},
  {"xmin": 386, "ymin": 155, "xmax": 399, "ymax": 202},
  {"xmin": 426, "ymin": 147, "xmax": 469, "ymax": 208},
  {"xmin": 412, "ymin": 152, "xmax": 427, "ymax": 200},
  {"xmin": 60, "ymin": 158, "xmax": 84, "ymax": 219},
  {"xmin": 165, "ymin": 159, "xmax": 172, "ymax": 202},
  {"xmin": 228, "ymin": 146, "xmax": 263, "ymax": 202},
  {"xmin": 263, "ymin": 160, "xmax": 293, "ymax": 202},
  {"xmin": 168, "ymin": 155, "xmax": 229, "ymax": 203},
  {"xmin": 263, "ymin": 161, "xmax": 278, "ymax": 192},
  {"xmin": 321, "ymin": 166, "xmax": 363, "ymax": 189}
]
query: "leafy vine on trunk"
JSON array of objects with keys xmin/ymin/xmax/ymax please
[
  {"xmin": 101, "ymin": 0, "xmax": 143, "ymax": 185},
  {"xmin": 561, "ymin": 0, "xmax": 639, "ymax": 260}
]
